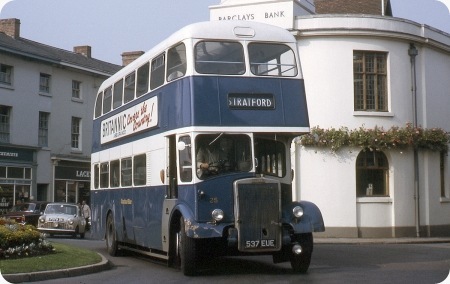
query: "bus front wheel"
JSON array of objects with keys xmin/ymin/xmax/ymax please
[
  {"xmin": 290, "ymin": 233, "xmax": 313, "ymax": 273},
  {"xmin": 106, "ymin": 213, "xmax": 119, "ymax": 256},
  {"xmin": 178, "ymin": 216, "xmax": 197, "ymax": 276}
]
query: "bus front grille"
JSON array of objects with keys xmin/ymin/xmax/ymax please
[{"xmin": 234, "ymin": 178, "xmax": 282, "ymax": 252}]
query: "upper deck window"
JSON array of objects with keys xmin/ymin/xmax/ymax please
[
  {"xmin": 113, "ymin": 79, "xmax": 123, "ymax": 109},
  {"xmin": 248, "ymin": 43, "xmax": 297, "ymax": 77},
  {"xmin": 94, "ymin": 92, "xmax": 102, "ymax": 118},
  {"xmin": 195, "ymin": 41, "xmax": 245, "ymax": 75},
  {"xmin": 136, "ymin": 63, "xmax": 149, "ymax": 97},
  {"xmin": 167, "ymin": 43, "xmax": 187, "ymax": 82},
  {"xmin": 124, "ymin": 72, "xmax": 135, "ymax": 104},
  {"xmin": 150, "ymin": 54, "xmax": 165, "ymax": 90},
  {"xmin": 103, "ymin": 87, "xmax": 112, "ymax": 114}
]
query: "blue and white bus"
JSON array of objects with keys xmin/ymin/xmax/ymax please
[{"xmin": 91, "ymin": 20, "xmax": 324, "ymax": 275}]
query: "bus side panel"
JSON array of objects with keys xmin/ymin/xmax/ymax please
[
  {"xmin": 90, "ymin": 188, "xmax": 130, "ymax": 243},
  {"xmin": 92, "ymin": 78, "xmax": 192, "ymax": 154},
  {"xmin": 119, "ymin": 188, "xmax": 134, "ymax": 243},
  {"xmin": 133, "ymin": 186, "xmax": 166, "ymax": 250},
  {"xmin": 91, "ymin": 189, "xmax": 120, "ymax": 240},
  {"xmin": 90, "ymin": 189, "xmax": 106, "ymax": 240},
  {"xmin": 92, "ymin": 186, "xmax": 168, "ymax": 250}
]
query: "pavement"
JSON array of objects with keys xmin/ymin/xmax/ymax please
[
  {"xmin": 3, "ymin": 237, "xmax": 450, "ymax": 283},
  {"xmin": 314, "ymin": 237, "xmax": 450, "ymax": 244}
]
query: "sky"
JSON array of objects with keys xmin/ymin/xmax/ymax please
[{"xmin": 0, "ymin": 0, "xmax": 449, "ymax": 65}]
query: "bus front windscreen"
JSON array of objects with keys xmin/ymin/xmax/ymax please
[{"xmin": 195, "ymin": 134, "xmax": 252, "ymax": 179}]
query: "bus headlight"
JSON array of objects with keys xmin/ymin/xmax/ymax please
[
  {"xmin": 212, "ymin": 209, "xmax": 224, "ymax": 222},
  {"xmin": 293, "ymin": 206, "xmax": 304, "ymax": 218}
]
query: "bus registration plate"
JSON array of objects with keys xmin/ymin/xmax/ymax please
[{"xmin": 245, "ymin": 239, "xmax": 276, "ymax": 248}]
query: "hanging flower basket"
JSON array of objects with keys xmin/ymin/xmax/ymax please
[{"xmin": 299, "ymin": 123, "xmax": 450, "ymax": 152}]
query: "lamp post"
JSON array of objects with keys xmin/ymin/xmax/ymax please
[{"xmin": 408, "ymin": 43, "xmax": 420, "ymax": 237}]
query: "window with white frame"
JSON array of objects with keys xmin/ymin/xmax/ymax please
[
  {"xmin": 38, "ymin": 112, "xmax": 49, "ymax": 147},
  {"xmin": 353, "ymin": 51, "xmax": 388, "ymax": 111},
  {"xmin": 0, "ymin": 105, "xmax": 11, "ymax": 143},
  {"xmin": 121, "ymin": 158, "xmax": 132, "ymax": 186},
  {"xmin": 356, "ymin": 150, "xmax": 389, "ymax": 197},
  {"xmin": 39, "ymin": 73, "xmax": 51, "ymax": 93},
  {"xmin": 72, "ymin": 80, "xmax": 81, "ymax": 99},
  {"xmin": 0, "ymin": 64, "xmax": 13, "ymax": 85},
  {"xmin": 71, "ymin": 117, "xmax": 81, "ymax": 149},
  {"xmin": 124, "ymin": 72, "xmax": 135, "ymax": 104},
  {"xmin": 110, "ymin": 160, "xmax": 120, "ymax": 187}
]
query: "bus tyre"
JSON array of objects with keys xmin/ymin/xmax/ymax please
[
  {"xmin": 290, "ymin": 233, "xmax": 313, "ymax": 273},
  {"xmin": 179, "ymin": 216, "xmax": 197, "ymax": 276},
  {"xmin": 106, "ymin": 213, "xmax": 119, "ymax": 256}
]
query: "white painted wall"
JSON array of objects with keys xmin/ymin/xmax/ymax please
[
  {"xmin": 208, "ymin": 0, "xmax": 450, "ymax": 236},
  {"xmin": 295, "ymin": 16, "xmax": 450, "ymax": 236}
]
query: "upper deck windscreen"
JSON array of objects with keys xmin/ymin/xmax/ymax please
[
  {"xmin": 194, "ymin": 41, "xmax": 297, "ymax": 77},
  {"xmin": 248, "ymin": 43, "xmax": 297, "ymax": 77}
]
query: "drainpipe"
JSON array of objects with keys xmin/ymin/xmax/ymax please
[{"xmin": 408, "ymin": 43, "xmax": 420, "ymax": 237}]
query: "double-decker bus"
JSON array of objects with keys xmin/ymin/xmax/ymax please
[{"xmin": 90, "ymin": 20, "xmax": 324, "ymax": 275}]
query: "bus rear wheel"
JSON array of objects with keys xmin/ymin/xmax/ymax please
[
  {"xmin": 178, "ymin": 216, "xmax": 198, "ymax": 276},
  {"xmin": 106, "ymin": 213, "xmax": 119, "ymax": 256}
]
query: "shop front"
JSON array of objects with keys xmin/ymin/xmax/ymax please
[
  {"xmin": 0, "ymin": 146, "xmax": 36, "ymax": 214},
  {"xmin": 54, "ymin": 162, "xmax": 90, "ymax": 205}
]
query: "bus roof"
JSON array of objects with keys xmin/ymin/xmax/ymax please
[{"xmin": 99, "ymin": 21, "xmax": 298, "ymax": 90}]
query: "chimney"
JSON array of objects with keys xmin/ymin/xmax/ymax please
[
  {"xmin": 0, "ymin": 18, "xmax": 21, "ymax": 38},
  {"xmin": 121, "ymin": 51, "xmax": 144, "ymax": 66},
  {"xmin": 74, "ymin": 45, "xmax": 92, "ymax": 58}
]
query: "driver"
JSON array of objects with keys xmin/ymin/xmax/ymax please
[{"xmin": 197, "ymin": 137, "xmax": 233, "ymax": 177}]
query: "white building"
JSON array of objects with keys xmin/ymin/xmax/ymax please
[
  {"xmin": 210, "ymin": 0, "xmax": 450, "ymax": 237},
  {"xmin": 0, "ymin": 19, "xmax": 121, "ymax": 211}
]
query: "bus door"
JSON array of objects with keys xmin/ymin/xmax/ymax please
[
  {"xmin": 167, "ymin": 135, "xmax": 178, "ymax": 199},
  {"xmin": 162, "ymin": 134, "xmax": 180, "ymax": 253}
]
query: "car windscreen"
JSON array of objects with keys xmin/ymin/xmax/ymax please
[{"xmin": 45, "ymin": 204, "xmax": 77, "ymax": 215}]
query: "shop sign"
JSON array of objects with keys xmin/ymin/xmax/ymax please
[
  {"xmin": 55, "ymin": 166, "xmax": 90, "ymax": 181},
  {"xmin": 0, "ymin": 147, "xmax": 34, "ymax": 162}
]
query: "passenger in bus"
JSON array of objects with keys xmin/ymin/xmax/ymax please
[{"xmin": 196, "ymin": 137, "xmax": 234, "ymax": 177}]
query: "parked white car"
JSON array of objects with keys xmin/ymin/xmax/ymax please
[{"xmin": 37, "ymin": 203, "xmax": 86, "ymax": 238}]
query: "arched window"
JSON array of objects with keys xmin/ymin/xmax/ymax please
[{"xmin": 356, "ymin": 150, "xmax": 389, "ymax": 197}]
